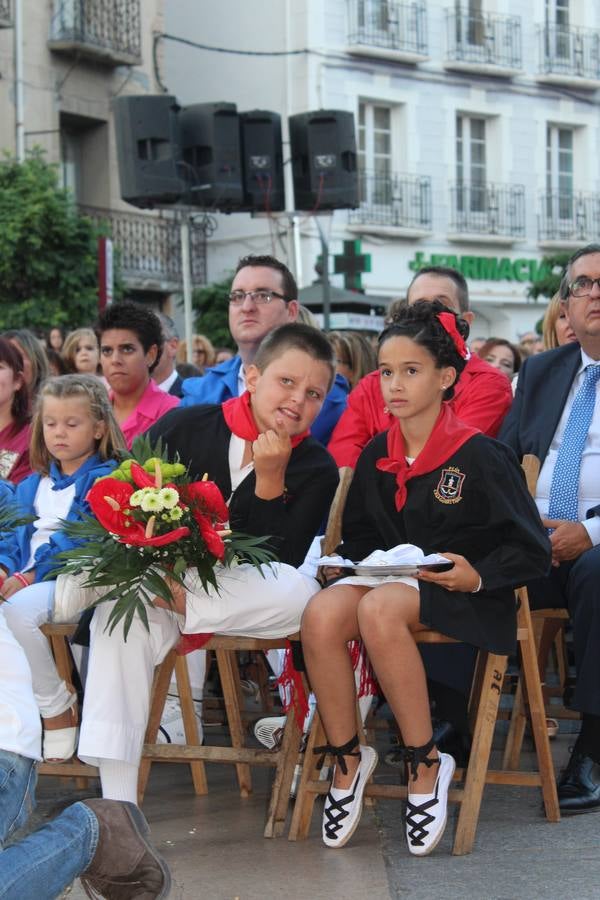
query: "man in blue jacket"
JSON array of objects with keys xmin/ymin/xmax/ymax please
[{"xmin": 181, "ymin": 254, "xmax": 348, "ymax": 445}]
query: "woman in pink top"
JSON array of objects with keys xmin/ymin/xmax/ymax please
[
  {"xmin": 0, "ymin": 337, "xmax": 32, "ymax": 483},
  {"xmin": 96, "ymin": 302, "xmax": 179, "ymax": 448}
]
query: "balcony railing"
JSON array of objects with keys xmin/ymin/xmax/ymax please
[
  {"xmin": 445, "ymin": 10, "xmax": 522, "ymax": 70},
  {"xmin": 538, "ymin": 193, "xmax": 600, "ymax": 243},
  {"xmin": 348, "ymin": 171, "xmax": 432, "ymax": 230},
  {"xmin": 449, "ymin": 182, "xmax": 526, "ymax": 238},
  {"xmin": 347, "ymin": 0, "xmax": 427, "ymax": 58},
  {"xmin": 80, "ymin": 206, "xmax": 207, "ymax": 292},
  {"xmin": 537, "ymin": 24, "xmax": 600, "ymax": 82},
  {"xmin": 48, "ymin": 0, "xmax": 141, "ymax": 66},
  {"xmin": 0, "ymin": 0, "xmax": 11, "ymax": 27}
]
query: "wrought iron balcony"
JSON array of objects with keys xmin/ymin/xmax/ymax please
[
  {"xmin": 48, "ymin": 0, "xmax": 141, "ymax": 66},
  {"xmin": 346, "ymin": 0, "xmax": 428, "ymax": 61},
  {"xmin": 348, "ymin": 171, "xmax": 432, "ymax": 231},
  {"xmin": 0, "ymin": 0, "xmax": 11, "ymax": 28},
  {"xmin": 449, "ymin": 182, "xmax": 526, "ymax": 239},
  {"xmin": 537, "ymin": 24, "xmax": 600, "ymax": 85},
  {"xmin": 538, "ymin": 193, "xmax": 600, "ymax": 244},
  {"xmin": 80, "ymin": 206, "xmax": 206, "ymax": 292},
  {"xmin": 445, "ymin": 10, "xmax": 522, "ymax": 72}
]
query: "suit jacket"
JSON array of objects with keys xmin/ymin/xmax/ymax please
[
  {"xmin": 168, "ymin": 374, "xmax": 184, "ymax": 398},
  {"xmin": 498, "ymin": 342, "xmax": 600, "ymax": 522}
]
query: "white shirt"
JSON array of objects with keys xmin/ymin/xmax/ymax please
[
  {"xmin": 26, "ymin": 477, "xmax": 76, "ymax": 570},
  {"xmin": 228, "ymin": 433, "xmax": 254, "ymax": 494},
  {"xmin": 0, "ymin": 609, "xmax": 42, "ymax": 760},
  {"xmin": 237, "ymin": 365, "xmax": 246, "ymax": 397},
  {"xmin": 157, "ymin": 369, "xmax": 179, "ymax": 393},
  {"xmin": 536, "ymin": 348, "xmax": 600, "ymax": 546}
]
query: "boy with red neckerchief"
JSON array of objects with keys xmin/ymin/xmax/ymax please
[{"xmin": 56, "ymin": 324, "xmax": 338, "ymax": 804}]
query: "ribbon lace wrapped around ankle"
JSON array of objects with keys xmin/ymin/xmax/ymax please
[
  {"xmin": 314, "ymin": 733, "xmax": 360, "ymax": 776},
  {"xmin": 402, "ymin": 735, "xmax": 438, "ymax": 782}
]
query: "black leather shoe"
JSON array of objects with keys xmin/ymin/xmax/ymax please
[{"xmin": 557, "ymin": 751, "xmax": 600, "ymax": 814}]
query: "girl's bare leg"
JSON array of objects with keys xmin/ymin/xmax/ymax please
[
  {"xmin": 301, "ymin": 583, "xmax": 369, "ymax": 789},
  {"xmin": 358, "ymin": 582, "xmax": 439, "ymax": 793}
]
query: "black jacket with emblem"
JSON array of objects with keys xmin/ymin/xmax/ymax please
[{"xmin": 339, "ymin": 432, "xmax": 551, "ymax": 654}]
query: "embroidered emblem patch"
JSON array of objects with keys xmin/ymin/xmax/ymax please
[{"xmin": 433, "ymin": 466, "xmax": 465, "ymax": 504}]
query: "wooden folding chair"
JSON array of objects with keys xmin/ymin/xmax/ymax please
[
  {"xmin": 38, "ymin": 623, "xmax": 99, "ymax": 787},
  {"xmin": 289, "ymin": 455, "xmax": 560, "ymax": 854},
  {"xmin": 139, "ymin": 467, "xmax": 355, "ymax": 835}
]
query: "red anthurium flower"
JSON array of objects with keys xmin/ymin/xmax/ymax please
[
  {"xmin": 123, "ymin": 526, "xmax": 191, "ymax": 547},
  {"xmin": 184, "ymin": 481, "xmax": 229, "ymax": 524},
  {"xmin": 86, "ymin": 479, "xmax": 142, "ymax": 537},
  {"xmin": 196, "ymin": 513, "xmax": 226, "ymax": 560},
  {"xmin": 130, "ymin": 462, "xmax": 156, "ymax": 489}
]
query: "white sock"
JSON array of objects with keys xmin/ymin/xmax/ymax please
[{"xmin": 99, "ymin": 759, "xmax": 139, "ymax": 803}]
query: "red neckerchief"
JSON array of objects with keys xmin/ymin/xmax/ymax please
[
  {"xmin": 376, "ymin": 404, "xmax": 479, "ymax": 511},
  {"xmin": 221, "ymin": 390, "xmax": 309, "ymax": 447}
]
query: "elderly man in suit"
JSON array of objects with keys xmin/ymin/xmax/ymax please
[{"xmin": 499, "ymin": 242, "xmax": 600, "ymax": 814}]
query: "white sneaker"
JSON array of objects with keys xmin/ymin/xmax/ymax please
[
  {"xmin": 405, "ymin": 752, "xmax": 456, "ymax": 856},
  {"xmin": 158, "ymin": 695, "xmax": 204, "ymax": 745},
  {"xmin": 254, "ymin": 716, "xmax": 287, "ymax": 750},
  {"xmin": 322, "ymin": 744, "xmax": 378, "ymax": 849}
]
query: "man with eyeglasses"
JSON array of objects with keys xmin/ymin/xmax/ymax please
[
  {"xmin": 500, "ymin": 242, "xmax": 600, "ymax": 814},
  {"xmin": 180, "ymin": 254, "xmax": 348, "ymax": 444}
]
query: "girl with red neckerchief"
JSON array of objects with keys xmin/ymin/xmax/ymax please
[{"xmin": 302, "ymin": 300, "xmax": 551, "ymax": 857}]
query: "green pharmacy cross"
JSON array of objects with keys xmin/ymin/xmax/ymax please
[{"xmin": 334, "ymin": 239, "xmax": 372, "ymax": 291}]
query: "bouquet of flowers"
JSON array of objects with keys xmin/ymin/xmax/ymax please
[{"xmin": 54, "ymin": 437, "xmax": 276, "ymax": 638}]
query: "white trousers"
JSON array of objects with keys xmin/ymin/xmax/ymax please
[
  {"xmin": 78, "ymin": 563, "xmax": 318, "ymax": 769},
  {"xmin": 2, "ymin": 581, "xmax": 75, "ymax": 718}
]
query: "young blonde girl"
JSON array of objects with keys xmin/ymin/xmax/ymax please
[
  {"xmin": 0, "ymin": 375, "xmax": 125, "ymax": 762},
  {"xmin": 302, "ymin": 301, "xmax": 551, "ymax": 855}
]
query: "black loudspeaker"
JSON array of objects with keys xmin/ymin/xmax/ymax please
[
  {"xmin": 179, "ymin": 102, "xmax": 244, "ymax": 210},
  {"xmin": 113, "ymin": 95, "xmax": 183, "ymax": 208},
  {"xmin": 239, "ymin": 110, "xmax": 285, "ymax": 212},
  {"xmin": 289, "ymin": 109, "xmax": 358, "ymax": 211}
]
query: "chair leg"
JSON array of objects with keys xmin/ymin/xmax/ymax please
[
  {"xmin": 288, "ymin": 706, "xmax": 327, "ymax": 841},
  {"xmin": 138, "ymin": 650, "xmax": 177, "ymax": 803},
  {"xmin": 215, "ymin": 648, "xmax": 252, "ymax": 797},
  {"xmin": 264, "ymin": 709, "xmax": 302, "ymax": 838},
  {"xmin": 453, "ymin": 652, "xmax": 507, "ymax": 856},
  {"xmin": 518, "ymin": 601, "xmax": 560, "ymax": 823},
  {"xmin": 174, "ymin": 654, "xmax": 208, "ymax": 795},
  {"xmin": 502, "ymin": 675, "xmax": 527, "ymax": 770}
]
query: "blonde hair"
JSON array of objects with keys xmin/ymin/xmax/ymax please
[
  {"xmin": 30, "ymin": 375, "xmax": 126, "ymax": 475},
  {"xmin": 62, "ymin": 328, "xmax": 100, "ymax": 374},
  {"xmin": 542, "ymin": 292, "xmax": 563, "ymax": 350},
  {"xmin": 176, "ymin": 333, "xmax": 216, "ymax": 367}
]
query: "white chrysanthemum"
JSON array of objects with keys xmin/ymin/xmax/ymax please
[
  {"xmin": 169, "ymin": 506, "xmax": 184, "ymax": 521},
  {"xmin": 140, "ymin": 491, "xmax": 163, "ymax": 513},
  {"xmin": 130, "ymin": 490, "xmax": 144, "ymax": 507},
  {"xmin": 159, "ymin": 487, "xmax": 179, "ymax": 509}
]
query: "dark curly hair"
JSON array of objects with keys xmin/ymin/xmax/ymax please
[
  {"xmin": 378, "ymin": 300, "xmax": 470, "ymax": 400},
  {"xmin": 234, "ymin": 254, "xmax": 298, "ymax": 302},
  {"xmin": 95, "ymin": 301, "xmax": 164, "ymax": 374}
]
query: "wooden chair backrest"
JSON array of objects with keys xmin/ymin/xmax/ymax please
[
  {"xmin": 321, "ymin": 466, "xmax": 354, "ymax": 557},
  {"xmin": 521, "ymin": 453, "xmax": 541, "ymax": 498}
]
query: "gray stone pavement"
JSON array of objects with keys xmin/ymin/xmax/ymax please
[{"xmin": 34, "ymin": 728, "xmax": 600, "ymax": 900}]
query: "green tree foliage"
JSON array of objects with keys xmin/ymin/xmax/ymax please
[
  {"xmin": 0, "ymin": 153, "xmax": 103, "ymax": 329},
  {"xmin": 191, "ymin": 275, "xmax": 234, "ymax": 348},
  {"xmin": 527, "ymin": 252, "xmax": 570, "ymax": 302}
]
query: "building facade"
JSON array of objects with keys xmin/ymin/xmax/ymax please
[
  {"xmin": 163, "ymin": 0, "xmax": 600, "ymax": 339},
  {"xmin": 0, "ymin": 0, "xmax": 205, "ymax": 310}
]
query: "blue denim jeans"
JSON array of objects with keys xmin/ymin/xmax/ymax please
[{"xmin": 0, "ymin": 749, "xmax": 98, "ymax": 899}]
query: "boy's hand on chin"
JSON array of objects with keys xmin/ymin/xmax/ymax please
[
  {"xmin": 416, "ymin": 552, "xmax": 481, "ymax": 593},
  {"xmin": 253, "ymin": 418, "xmax": 293, "ymax": 482}
]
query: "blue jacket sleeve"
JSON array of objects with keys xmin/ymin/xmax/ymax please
[
  {"xmin": 29, "ymin": 459, "xmax": 117, "ymax": 582},
  {"xmin": 312, "ymin": 374, "xmax": 349, "ymax": 446},
  {"xmin": 0, "ymin": 475, "xmax": 40, "ymax": 575}
]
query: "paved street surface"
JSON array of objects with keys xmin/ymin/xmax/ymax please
[{"xmin": 34, "ymin": 725, "xmax": 600, "ymax": 900}]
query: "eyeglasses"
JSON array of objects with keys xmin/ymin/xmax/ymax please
[
  {"xmin": 569, "ymin": 276, "xmax": 600, "ymax": 298},
  {"xmin": 228, "ymin": 289, "xmax": 288, "ymax": 306}
]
